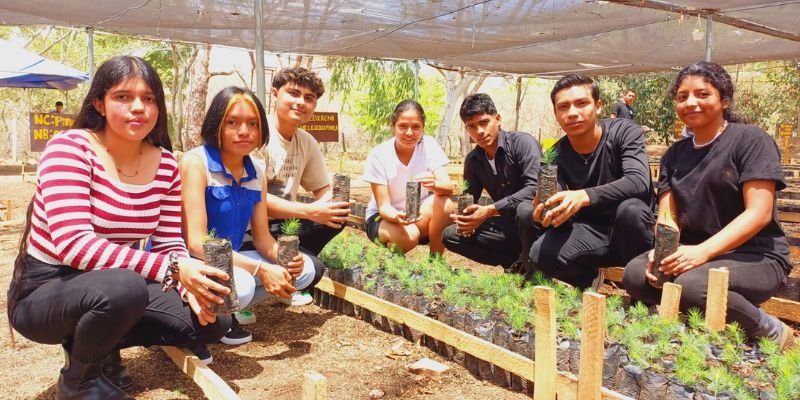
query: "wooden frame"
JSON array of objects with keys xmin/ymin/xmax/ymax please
[{"xmin": 316, "ymin": 277, "xmax": 634, "ymax": 400}]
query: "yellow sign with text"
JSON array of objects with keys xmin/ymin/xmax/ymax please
[{"xmin": 30, "ymin": 112, "xmax": 76, "ymax": 152}]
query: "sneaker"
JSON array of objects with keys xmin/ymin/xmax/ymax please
[
  {"xmin": 590, "ymin": 269, "xmax": 605, "ymax": 292},
  {"xmin": 291, "ymin": 291, "xmax": 314, "ymax": 306},
  {"xmin": 219, "ymin": 316, "xmax": 253, "ymax": 345},
  {"xmin": 190, "ymin": 345, "xmax": 213, "ymax": 365},
  {"xmin": 234, "ymin": 310, "xmax": 256, "ymax": 325}
]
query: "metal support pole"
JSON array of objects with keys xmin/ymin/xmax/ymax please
[
  {"xmin": 704, "ymin": 15, "xmax": 713, "ymax": 62},
  {"xmin": 413, "ymin": 59, "xmax": 420, "ymax": 101},
  {"xmin": 254, "ymin": 0, "xmax": 266, "ymax": 104},
  {"xmin": 87, "ymin": 27, "xmax": 94, "ymax": 84}
]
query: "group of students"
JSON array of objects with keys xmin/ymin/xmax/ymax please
[
  {"xmin": 361, "ymin": 62, "xmax": 793, "ymax": 353},
  {"xmin": 5, "ymin": 55, "xmax": 793, "ymax": 400}
]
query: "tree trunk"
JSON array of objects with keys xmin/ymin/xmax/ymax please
[
  {"xmin": 183, "ymin": 44, "xmax": 211, "ymax": 151},
  {"xmin": 433, "ymin": 69, "xmax": 485, "ymax": 156}
]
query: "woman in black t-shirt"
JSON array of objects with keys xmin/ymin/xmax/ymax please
[{"xmin": 623, "ymin": 61, "xmax": 793, "ymax": 348}]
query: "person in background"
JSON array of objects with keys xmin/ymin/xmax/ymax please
[
  {"xmin": 623, "ymin": 61, "xmax": 794, "ymax": 349},
  {"xmin": 181, "ymin": 86, "xmax": 323, "ymax": 353},
  {"xmin": 362, "ymin": 99, "xmax": 453, "ymax": 254},
  {"xmin": 610, "ymin": 89, "xmax": 636, "ymax": 120},
  {"xmin": 53, "ymin": 101, "xmax": 64, "ymax": 113},
  {"xmin": 7, "ymin": 56, "xmax": 231, "ymax": 400}
]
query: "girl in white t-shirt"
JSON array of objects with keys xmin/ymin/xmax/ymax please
[{"xmin": 362, "ymin": 100, "xmax": 453, "ymax": 254}]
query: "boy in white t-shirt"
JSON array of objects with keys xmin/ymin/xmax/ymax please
[
  {"xmin": 362, "ymin": 100, "xmax": 453, "ymax": 254},
  {"xmin": 249, "ymin": 67, "xmax": 350, "ymax": 307}
]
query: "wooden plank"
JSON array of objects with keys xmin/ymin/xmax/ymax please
[
  {"xmin": 577, "ymin": 292, "xmax": 606, "ymax": 400},
  {"xmin": 302, "ymin": 371, "xmax": 327, "ymax": 400},
  {"xmin": 160, "ymin": 346, "xmax": 240, "ymax": 400},
  {"xmin": 762, "ymin": 297, "xmax": 800, "ymax": 322},
  {"xmin": 534, "ymin": 286, "xmax": 557, "ymax": 400},
  {"xmin": 315, "ymin": 278, "xmax": 634, "ymax": 400},
  {"xmin": 659, "ymin": 283, "xmax": 682, "ymax": 321},
  {"xmin": 601, "ymin": 267, "xmax": 624, "ymax": 282},
  {"xmin": 706, "ymin": 268, "xmax": 730, "ymax": 332},
  {"xmin": 779, "ymin": 211, "xmax": 800, "ymax": 223}
]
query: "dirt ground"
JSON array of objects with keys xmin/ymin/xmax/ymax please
[{"xmin": 2, "ymin": 174, "xmax": 800, "ymax": 400}]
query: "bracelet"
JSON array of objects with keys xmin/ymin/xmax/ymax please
[
  {"xmin": 161, "ymin": 251, "xmax": 180, "ymax": 292},
  {"xmin": 252, "ymin": 262, "xmax": 262, "ymax": 277}
]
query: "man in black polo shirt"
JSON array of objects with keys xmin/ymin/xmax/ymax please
[
  {"xmin": 518, "ymin": 75, "xmax": 654, "ymax": 289},
  {"xmin": 442, "ymin": 93, "xmax": 542, "ymax": 270},
  {"xmin": 611, "ymin": 90, "xmax": 636, "ymax": 120}
]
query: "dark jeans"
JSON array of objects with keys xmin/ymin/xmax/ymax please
[
  {"xmin": 522, "ymin": 198, "xmax": 654, "ymax": 288},
  {"xmin": 623, "ymin": 251, "xmax": 787, "ymax": 337},
  {"xmin": 269, "ymin": 219, "xmax": 344, "ymax": 255},
  {"xmin": 442, "ymin": 205, "xmax": 540, "ymax": 268},
  {"xmin": 10, "ymin": 256, "xmax": 231, "ymax": 364}
]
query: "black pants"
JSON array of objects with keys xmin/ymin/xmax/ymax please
[
  {"xmin": 623, "ymin": 251, "xmax": 787, "ymax": 337},
  {"xmin": 269, "ymin": 219, "xmax": 344, "ymax": 255},
  {"xmin": 521, "ymin": 198, "xmax": 654, "ymax": 288},
  {"xmin": 442, "ymin": 203, "xmax": 541, "ymax": 268},
  {"xmin": 10, "ymin": 256, "xmax": 231, "ymax": 364}
]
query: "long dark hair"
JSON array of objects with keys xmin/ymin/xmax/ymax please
[
  {"xmin": 74, "ymin": 55, "xmax": 172, "ymax": 151},
  {"xmin": 201, "ymin": 87, "xmax": 269, "ymax": 150},
  {"xmin": 669, "ymin": 61, "xmax": 747, "ymax": 124},
  {"xmin": 8, "ymin": 56, "xmax": 171, "ymax": 317}
]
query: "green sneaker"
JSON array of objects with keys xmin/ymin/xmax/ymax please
[{"xmin": 234, "ymin": 310, "xmax": 256, "ymax": 325}]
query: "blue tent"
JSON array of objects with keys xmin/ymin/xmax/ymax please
[{"xmin": 0, "ymin": 40, "xmax": 89, "ymax": 90}]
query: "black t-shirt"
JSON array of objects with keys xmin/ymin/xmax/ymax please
[
  {"xmin": 611, "ymin": 101, "xmax": 635, "ymax": 120},
  {"xmin": 463, "ymin": 130, "xmax": 541, "ymax": 218},
  {"xmin": 658, "ymin": 123, "xmax": 791, "ymax": 272},
  {"xmin": 554, "ymin": 118, "xmax": 653, "ymax": 226}
]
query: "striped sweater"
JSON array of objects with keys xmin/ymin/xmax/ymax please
[{"xmin": 27, "ymin": 130, "xmax": 189, "ymax": 282}]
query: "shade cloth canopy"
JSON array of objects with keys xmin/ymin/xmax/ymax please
[
  {"xmin": 1, "ymin": 1, "xmax": 799, "ymax": 75},
  {"xmin": 0, "ymin": 40, "xmax": 89, "ymax": 89}
]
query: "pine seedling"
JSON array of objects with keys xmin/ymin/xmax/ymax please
[
  {"xmin": 460, "ymin": 179, "xmax": 470, "ymax": 194},
  {"xmin": 686, "ymin": 307, "xmax": 705, "ymax": 331},
  {"xmin": 541, "ymin": 146, "xmax": 558, "ymax": 165},
  {"xmin": 725, "ymin": 322, "xmax": 747, "ymax": 347},
  {"xmin": 508, "ymin": 307, "xmax": 529, "ymax": 332},
  {"xmin": 628, "ymin": 301, "xmax": 650, "ymax": 320},
  {"xmin": 203, "ymin": 228, "xmax": 218, "ymax": 242},
  {"xmin": 280, "ymin": 218, "xmax": 302, "ymax": 236}
]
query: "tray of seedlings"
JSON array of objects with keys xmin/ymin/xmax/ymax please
[{"xmin": 317, "ymin": 232, "xmax": 800, "ymax": 400}]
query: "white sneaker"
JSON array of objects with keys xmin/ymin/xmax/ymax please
[
  {"xmin": 234, "ymin": 310, "xmax": 256, "ymax": 325},
  {"xmin": 289, "ymin": 291, "xmax": 313, "ymax": 306}
]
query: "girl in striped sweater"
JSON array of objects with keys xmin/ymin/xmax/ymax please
[{"xmin": 7, "ymin": 56, "xmax": 231, "ymax": 400}]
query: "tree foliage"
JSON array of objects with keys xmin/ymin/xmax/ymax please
[
  {"xmin": 327, "ymin": 58, "xmax": 443, "ymax": 145},
  {"xmin": 597, "ymin": 73, "xmax": 677, "ymax": 144}
]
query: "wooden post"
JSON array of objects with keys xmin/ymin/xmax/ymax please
[
  {"xmin": 706, "ymin": 268, "xmax": 730, "ymax": 332},
  {"xmin": 302, "ymin": 370, "xmax": 327, "ymax": 400},
  {"xmin": 5, "ymin": 200, "xmax": 11, "ymax": 221},
  {"xmin": 577, "ymin": 292, "xmax": 606, "ymax": 400},
  {"xmin": 533, "ymin": 286, "xmax": 557, "ymax": 400},
  {"xmin": 659, "ymin": 283, "xmax": 682, "ymax": 321}
]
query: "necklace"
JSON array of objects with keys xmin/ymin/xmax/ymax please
[
  {"xmin": 91, "ymin": 132, "xmax": 142, "ymax": 177},
  {"xmin": 578, "ymin": 150, "xmax": 595, "ymax": 165},
  {"xmin": 692, "ymin": 121, "xmax": 728, "ymax": 149}
]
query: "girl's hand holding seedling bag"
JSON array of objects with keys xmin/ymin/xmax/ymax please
[{"xmin": 257, "ymin": 261, "xmax": 296, "ymax": 299}]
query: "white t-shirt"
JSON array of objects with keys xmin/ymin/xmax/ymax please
[
  {"xmin": 251, "ymin": 114, "xmax": 330, "ymax": 201},
  {"xmin": 362, "ymin": 135, "xmax": 449, "ymax": 219}
]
